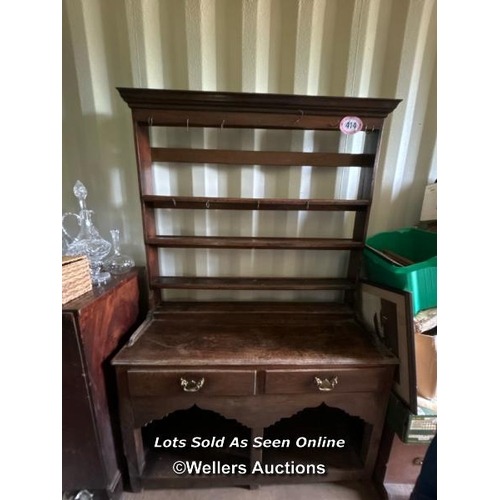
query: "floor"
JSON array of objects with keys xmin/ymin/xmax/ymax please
[{"xmin": 122, "ymin": 481, "xmax": 384, "ymax": 500}]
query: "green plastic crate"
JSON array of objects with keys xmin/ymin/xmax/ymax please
[{"xmin": 363, "ymin": 227, "xmax": 437, "ymax": 314}]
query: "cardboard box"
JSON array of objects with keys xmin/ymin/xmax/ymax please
[
  {"xmin": 414, "ymin": 329, "xmax": 437, "ymax": 400},
  {"xmin": 420, "ymin": 183, "xmax": 437, "ymax": 222}
]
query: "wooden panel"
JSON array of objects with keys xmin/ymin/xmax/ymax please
[
  {"xmin": 143, "ymin": 195, "xmax": 369, "ymax": 211},
  {"xmin": 133, "ymin": 122, "xmax": 160, "ymax": 306},
  {"xmin": 62, "ymin": 313, "xmax": 106, "ymax": 489},
  {"xmin": 384, "ymin": 433, "xmax": 428, "ymax": 484},
  {"xmin": 130, "ymin": 392, "xmax": 387, "ymax": 433},
  {"xmin": 146, "ymin": 236, "xmax": 364, "ymax": 250},
  {"xmin": 113, "ymin": 314, "xmax": 398, "ymax": 367},
  {"xmin": 128, "ymin": 369, "xmax": 257, "ymax": 397},
  {"xmin": 264, "ymin": 368, "xmax": 388, "ymax": 395},
  {"xmin": 62, "ymin": 271, "xmax": 141, "ymax": 495},
  {"xmin": 118, "ymin": 87, "xmax": 401, "ymax": 117},
  {"xmin": 151, "ymin": 148, "xmax": 375, "ymax": 167},
  {"xmin": 150, "ymin": 276, "xmax": 355, "ymax": 290},
  {"xmin": 134, "ymin": 123, "xmax": 153, "ymax": 196},
  {"xmin": 134, "ymin": 108, "xmax": 385, "ymax": 130},
  {"xmin": 153, "ymin": 301, "xmax": 355, "ymax": 317}
]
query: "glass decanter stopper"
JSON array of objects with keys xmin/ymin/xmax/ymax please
[
  {"xmin": 103, "ymin": 229, "xmax": 135, "ymax": 275},
  {"xmin": 62, "ymin": 180, "xmax": 112, "ymax": 285}
]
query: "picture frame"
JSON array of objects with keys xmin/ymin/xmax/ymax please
[{"xmin": 357, "ymin": 280, "xmax": 417, "ymax": 413}]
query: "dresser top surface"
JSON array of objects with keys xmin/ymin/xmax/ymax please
[
  {"xmin": 113, "ymin": 303, "xmax": 397, "ymax": 367},
  {"xmin": 62, "ymin": 269, "xmax": 140, "ymax": 313}
]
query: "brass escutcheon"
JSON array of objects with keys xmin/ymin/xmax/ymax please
[
  {"xmin": 314, "ymin": 376, "xmax": 339, "ymax": 391},
  {"xmin": 180, "ymin": 377, "xmax": 205, "ymax": 392}
]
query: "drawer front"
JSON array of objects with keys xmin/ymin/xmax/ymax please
[
  {"xmin": 265, "ymin": 368, "xmax": 388, "ymax": 395},
  {"xmin": 128, "ymin": 369, "xmax": 257, "ymax": 397}
]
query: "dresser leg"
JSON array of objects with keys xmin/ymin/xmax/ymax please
[
  {"xmin": 128, "ymin": 475, "xmax": 143, "ymax": 493},
  {"xmin": 250, "ymin": 427, "xmax": 263, "ymax": 466},
  {"xmin": 248, "ymin": 427, "xmax": 263, "ymax": 490},
  {"xmin": 115, "ymin": 369, "xmax": 145, "ymax": 494}
]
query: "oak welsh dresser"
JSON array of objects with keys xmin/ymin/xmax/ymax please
[{"xmin": 112, "ymin": 88, "xmax": 401, "ymax": 491}]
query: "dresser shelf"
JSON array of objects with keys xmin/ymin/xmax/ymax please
[{"xmin": 143, "ymin": 194, "xmax": 370, "ymax": 211}]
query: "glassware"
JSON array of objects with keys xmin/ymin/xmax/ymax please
[
  {"xmin": 62, "ymin": 180, "xmax": 112, "ymax": 285},
  {"xmin": 103, "ymin": 229, "xmax": 135, "ymax": 275}
]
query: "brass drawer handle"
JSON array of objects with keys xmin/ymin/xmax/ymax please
[
  {"xmin": 413, "ymin": 457, "xmax": 424, "ymax": 466},
  {"xmin": 314, "ymin": 376, "xmax": 338, "ymax": 391},
  {"xmin": 180, "ymin": 377, "xmax": 205, "ymax": 392}
]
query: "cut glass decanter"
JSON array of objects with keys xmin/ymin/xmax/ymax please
[
  {"xmin": 62, "ymin": 180, "xmax": 112, "ymax": 285},
  {"xmin": 103, "ymin": 229, "xmax": 135, "ymax": 275}
]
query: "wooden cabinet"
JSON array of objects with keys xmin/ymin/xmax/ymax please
[
  {"xmin": 114, "ymin": 306, "xmax": 396, "ymax": 490},
  {"xmin": 113, "ymin": 89, "xmax": 401, "ymax": 491},
  {"xmin": 62, "ymin": 270, "xmax": 141, "ymax": 500},
  {"xmin": 374, "ymin": 425, "xmax": 430, "ymax": 499}
]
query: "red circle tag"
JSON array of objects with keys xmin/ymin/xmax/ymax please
[{"xmin": 339, "ymin": 116, "xmax": 363, "ymax": 134}]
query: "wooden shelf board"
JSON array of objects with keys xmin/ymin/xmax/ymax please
[
  {"xmin": 143, "ymin": 195, "xmax": 370, "ymax": 211},
  {"xmin": 146, "ymin": 236, "xmax": 364, "ymax": 250},
  {"xmin": 151, "ymin": 148, "xmax": 375, "ymax": 168},
  {"xmin": 153, "ymin": 301, "xmax": 355, "ymax": 317},
  {"xmin": 150, "ymin": 277, "xmax": 355, "ymax": 290}
]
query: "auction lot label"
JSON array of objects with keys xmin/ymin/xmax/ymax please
[
  {"xmin": 154, "ymin": 435, "xmax": 346, "ymax": 449},
  {"xmin": 154, "ymin": 434, "xmax": 349, "ymax": 477}
]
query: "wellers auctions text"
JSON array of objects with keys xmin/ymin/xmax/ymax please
[{"xmin": 175, "ymin": 460, "xmax": 327, "ymax": 475}]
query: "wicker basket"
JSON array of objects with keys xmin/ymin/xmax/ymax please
[{"xmin": 62, "ymin": 255, "xmax": 93, "ymax": 305}]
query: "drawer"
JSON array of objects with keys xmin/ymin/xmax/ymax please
[
  {"xmin": 127, "ymin": 369, "xmax": 257, "ymax": 397},
  {"xmin": 265, "ymin": 367, "xmax": 388, "ymax": 395}
]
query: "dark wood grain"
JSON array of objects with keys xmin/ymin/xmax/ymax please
[
  {"xmin": 152, "ymin": 301, "xmax": 354, "ymax": 317},
  {"xmin": 374, "ymin": 425, "xmax": 429, "ymax": 496},
  {"xmin": 128, "ymin": 369, "xmax": 257, "ymax": 397},
  {"xmin": 151, "ymin": 148, "xmax": 375, "ymax": 167},
  {"xmin": 149, "ymin": 276, "xmax": 356, "ymax": 290},
  {"xmin": 115, "ymin": 367, "xmax": 145, "ymax": 492},
  {"xmin": 117, "ymin": 87, "xmax": 401, "ymax": 118},
  {"xmin": 62, "ymin": 313, "xmax": 107, "ymax": 489},
  {"xmin": 146, "ymin": 236, "xmax": 364, "ymax": 250},
  {"xmin": 63, "ymin": 270, "xmax": 141, "ymax": 499},
  {"xmin": 134, "ymin": 108, "xmax": 386, "ymax": 131},
  {"xmin": 133, "ymin": 122, "xmax": 160, "ymax": 308},
  {"xmin": 143, "ymin": 194, "xmax": 370, "ymax": 211},
  {"xmin": 113, "ymin": 307, "xmax": 397, "ymax": 367},
  {"xmin": 129, "ymin": 390, "xmax": 390, "ymax": 436},
  {"xmin": 265, "ymin": 368, "xmax": 389, "ymax": 394}
]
